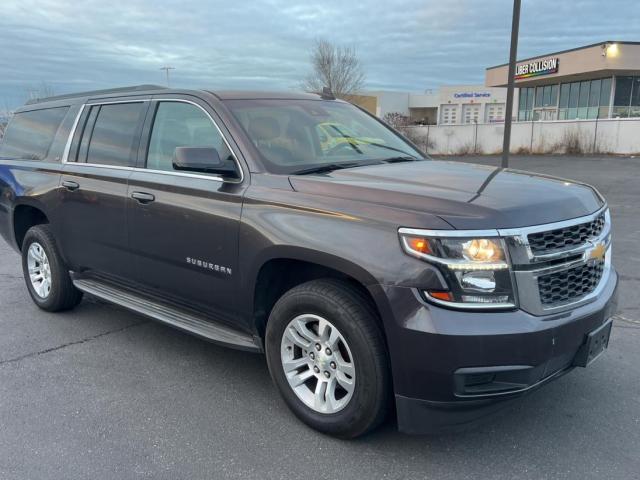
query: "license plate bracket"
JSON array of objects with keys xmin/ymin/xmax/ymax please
[{"xmin": 573, "ymin": 318, "xmax": 613, "ymax": 367}]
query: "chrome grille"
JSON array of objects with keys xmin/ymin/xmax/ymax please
[
  {"xmin": 501, "ymin": 208, "xmax": 611, "ymax": 315},
  {"xmin": 527, "ymin": 213, "xmax": 605, "ymax": 255},
  {"xmin": 537, "ymin": 260, "xmax": 605, "ymax": 306}
]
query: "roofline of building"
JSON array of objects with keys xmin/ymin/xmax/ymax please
[{"xmin": 486, "ymin": 40, "xmax": 640, "ymax": 70}]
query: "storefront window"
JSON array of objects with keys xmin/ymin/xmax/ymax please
[
  {"xmin": 535, "ymin": 87, "xmax": 544, "ymax": 108},
  {"xmin": 558, "ymin": 78, "xmax": 612, "ymax": 120},
  {"xmin": 568, "ymin": 82, "xmax": 580, "ymax": 119},
  {"xmin": 577, "ymin": 81, "xmax": 590, "ymax": 119},
  {"xmin": 630, "ymin": 77, "xmax": 640, "ymax": 117},
  {"xmin": 613, "ymin": 76, "xmax": 633, "ymax": 118},
  {"xmin": 550, "ymin": 85, "xmax": 559, "ymax": 107},
  {"xmin": 587, "ymin": 79, "xmax": 601, "ymax": 119},
  {"xmin": 519, "ymin": 88, "xmax": 528, "ymax": 110},
  {"xmin": 559, "ymin": 84, "xmax": 570, "ymax": 108},
  {"xmin": 525, "ymin": 78, "xmax": 613, "ymax": 122},
  {"xmin": 558, "ymin": 83, "xmax": 570, "ymax": 120},
  {"xmin": 540, "ymin": 86, "xmax": 550, "ymax": 107}
]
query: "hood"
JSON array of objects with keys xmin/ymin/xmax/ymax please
[{"xmin": 289, "ymin": 160, "xmax": 604, "ymax": 230}]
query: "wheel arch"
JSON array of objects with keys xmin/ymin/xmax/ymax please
[
  {"xmin": 248, "ymin": 246, "xmax": 383, "ymax": 339},
  {"xmin": 12, "ymin": 201, "xmax": 50, "ymax": 251}
]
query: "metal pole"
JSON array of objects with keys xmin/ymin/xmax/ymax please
[
  {"xmin": 501, "ymin": 0, "xmax": 521, "ymax": 168},
  {"xmin": 425, "ymin": 124, "xmax": 430, "ymax": 155},
  {"xmin": 160, "ymin": 66, "xmax": 175, "ymax": 87},
  {"xmin": 474, "ymin": 120, "xmax": 478, "ymax": 154}
]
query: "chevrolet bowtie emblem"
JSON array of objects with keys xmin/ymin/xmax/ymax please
[{"xmin": 589, "ymin": 243, "xmax": 607, "ymax": 262}]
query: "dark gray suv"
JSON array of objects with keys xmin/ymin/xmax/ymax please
[{"xmin": 0, "ymin": 85, "xmax": 618, "ymax": 438}]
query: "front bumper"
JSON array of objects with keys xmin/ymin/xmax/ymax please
[{"xmin": 371, "ymin": 267, "xmax": 618, "ymax": 434}]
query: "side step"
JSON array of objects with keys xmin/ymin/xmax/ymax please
[{"xmin": 73, "ymin": 278, "xmax": 261, "ymax": 352}]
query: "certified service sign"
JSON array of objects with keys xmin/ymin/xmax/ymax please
[{"xmin": 515, "ymin": 57, "xmax": 559, "ymax": 80}]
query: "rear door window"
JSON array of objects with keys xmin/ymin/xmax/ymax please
[
  {"xmin": 83, "ymin": 102, "xmax": 146, "ymax": 167},
  {"xmin": 0, "ymin": 107, "xmax": 69, "ymax": 160}
]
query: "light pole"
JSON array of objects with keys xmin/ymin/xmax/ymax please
[
  {"xmin": 160, "ymin": 66, "xmax": 175, "ymax": 87},
  {"xmin": 501, "ymin": 0, "xmax": 521, "ymax": 168}
]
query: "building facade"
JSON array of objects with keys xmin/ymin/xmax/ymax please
[
  {"xmin": 358, "ymin": 85, "xmax": 512, "ymax": 125},
  {"xmin": 486, "ymin": 41, "xmax": 640, "ymax": 121}
]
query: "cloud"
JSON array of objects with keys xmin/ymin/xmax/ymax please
[{"xmin": 0, "ymin": 0, "xmax": 638, "ymax": 108}]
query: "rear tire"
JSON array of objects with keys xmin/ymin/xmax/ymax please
[
  {"xmin": 21, "ymin": 224, "xmax": 83, "ymax": 312},
  {"xmin": 265, "ymin": 278, "xmax": 391, "ymax": 438}
]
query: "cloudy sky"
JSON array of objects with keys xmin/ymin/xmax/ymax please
[{"xmin": 1, "ymin": 0, "xmax": 638, "ymax": 109}]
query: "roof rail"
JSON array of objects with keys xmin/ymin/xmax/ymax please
[{"xmin": 25, "ymin": 84, "xmax": 168, "ymax": 105}]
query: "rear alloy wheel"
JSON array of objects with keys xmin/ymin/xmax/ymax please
[
  {"xmin": 27, "ymin": 242, "xmax": 52, "ymax": 299},
  {"xmin": 266, "ymin": 279, "xmax": 391, "ymax": 438},
  {"xmin": 21, "ymin": 224, "xmax": 83, "ymax": 312}
]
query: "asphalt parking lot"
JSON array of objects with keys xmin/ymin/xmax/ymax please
[{"xmin": 1, "ymin": 155, "xmax": 638, "ymax": 480}]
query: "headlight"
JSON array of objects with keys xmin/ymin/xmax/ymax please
[{"xmin": 399, "ymin": 231, "xmax": 516, "ymax": 309}]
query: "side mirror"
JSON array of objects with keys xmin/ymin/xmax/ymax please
[{"xmin": 172, "ymin": 147, "xmax": 239, "ymax": 178}]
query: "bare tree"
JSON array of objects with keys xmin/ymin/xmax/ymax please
[
  {"xmin": 382, "ymin": 112, "xmax": 410, "ymax": 128},
  {"xmin": 301, "ymin": 39, "xmax": 365, "ymax": 99},
  {"xmin": 0, "ymin": 99, "xmax": 13, "ymax": 142}
]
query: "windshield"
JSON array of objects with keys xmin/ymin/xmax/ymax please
[{"xmin": 225, "ymin": 99, "xmax": 425, "ymax": 174}]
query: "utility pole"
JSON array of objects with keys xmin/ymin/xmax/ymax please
[
  {"xmin": 160, "ymin": 66, "xmax": 175, "ymax": 87},
  {"xmin": 501, "ymin": 0, "xmax": 521, "ymax": 168}
]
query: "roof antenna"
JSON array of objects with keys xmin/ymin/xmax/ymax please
[{"xmin": 321, "ymin": 87, "xmax": 336, "ymax": 100}]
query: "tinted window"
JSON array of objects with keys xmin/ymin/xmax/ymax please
[
  {"xmin": 76, "ymin": 106, "xmax": 99, "ymax": 163},
  {"xmin": 147, "ymin": 102, "xmax": 235, "ymax": 173},
  {"xmin": 0, "ymin": 107, "xmax": 68, "ymax": 160},
  {"xmin": 85, "ymin": 103, "xmax": 145, "ymax": 166}
]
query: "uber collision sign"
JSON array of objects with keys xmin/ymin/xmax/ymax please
[{"xmin": 515, "ymin": 57, "xmax": 559, "ymax": 80}]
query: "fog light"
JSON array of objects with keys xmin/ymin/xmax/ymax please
[{"xmin": 459, "ymin": 271, "xmax": 496, "ymax": 292}]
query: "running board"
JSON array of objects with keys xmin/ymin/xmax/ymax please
[{"xmin": 73, "ymin": 278, "xmax": 261, "ymax": 352}]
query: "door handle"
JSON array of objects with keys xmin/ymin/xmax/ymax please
[
  {"xmin": 131, "ymin": 191, "xmax": 156, "ymax": 204},
  {"xmin": 62, "ymin": 180, "xmax": 80, "ymax": 191}
]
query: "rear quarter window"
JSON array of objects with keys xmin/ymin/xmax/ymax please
[{"xmin": 0, "ymin": 107, "xmax": 69, "ymax": 160}]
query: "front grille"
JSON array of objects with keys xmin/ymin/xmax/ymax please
[
  {"xmin": 528, "ymin": 213, "xmax": 605, "ymax": 255},
  {"xmin": 538, "ymin": 260, "xmax": 604, "ymax": 306}
]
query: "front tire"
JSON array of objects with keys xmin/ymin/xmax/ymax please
[
  {"xmin": 265, "ymin": 279, "xmax": 391, "ymax": 438},
  {"xmin": 21, "ymin": 224, "xmax": 83, "ymax": 312}
]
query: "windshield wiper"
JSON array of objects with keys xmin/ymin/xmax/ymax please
[
  {"xmin": 363, "ymin": 142, "xmax": 419, "ymax": 159},
  {"xmin": 292, "ymin": 161, "xmax": 379, "ymax": 175},
  {"xmin": 382, "ymin": 156, "xmax": 420, "ymax": 163}
]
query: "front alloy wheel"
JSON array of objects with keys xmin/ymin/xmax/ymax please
[
  {"xmin": 281, "ymin": 314, "xmax": 355, "ymax": 414},
  {"xmin": 21, "ymin": 224, "xmax": 83, "ymax": 312},
  {"xmin": 265, "ymin": 279, "xmax": 391, "ymax": 438}
]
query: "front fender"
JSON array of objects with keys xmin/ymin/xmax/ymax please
[{"xmin": 237, "ymin": 184, "xmax": 450, "ymax": 328}]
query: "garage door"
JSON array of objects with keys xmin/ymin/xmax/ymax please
[
  {"xmin": 485, "ymin": 103, "xmax": 506, "ymax": 123},
  {"xmin": 440, "ymin": 105, "xmax": 458, "ymax": 125},
  {"xmin": 462, "ymin": 104, "xmax": 480, "ymax": 124}
]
